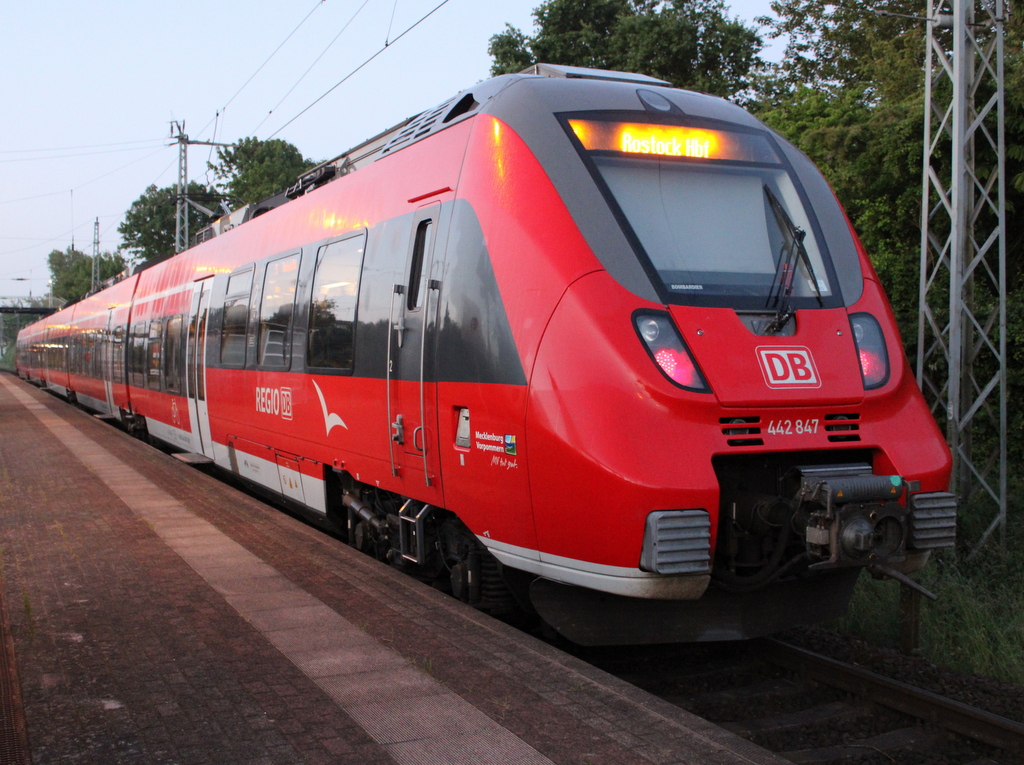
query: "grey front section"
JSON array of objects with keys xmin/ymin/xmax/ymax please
[
  {"xmin": 345, "ymin": 201, "xmax": 525, "ymax": 386},
  {"xmin": 478, "ymin": 76, "xmax": 864, "ymax": 306},
  {"xmin": 435, "ymin": 200, "xmax": 527, "ymax": 386}
]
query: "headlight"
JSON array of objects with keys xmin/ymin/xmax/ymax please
[{"xmin": 633, "ymin": 312, "xmax": 710, "ymax": 392}]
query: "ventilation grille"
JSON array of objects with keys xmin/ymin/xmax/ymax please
[
  {"xmin": 720, "ymin": 416, "xmax": 762, "ymax": 447},
  {"xmin": 381, "ymin": 95, "xmax": 461, "ymax": 156},
  {"xmin": 908, "ymin": 492, "xmax": 958, "ymax": 550},
  {"xmin": 825, "ymin": 413, "xmax": 861, "ymax": 442},
  {"xmin": 640, "ymin": 510, "xmax": 711, "ymax": 575}
]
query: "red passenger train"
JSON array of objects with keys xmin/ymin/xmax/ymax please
[{"xmin": 17, "ymin": 65, "xmax": 957, "ymax": 644}]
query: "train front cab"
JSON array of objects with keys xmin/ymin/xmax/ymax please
[{"xmin": 463, "ymin": 72, "xmax": 957, "ymax": 644}]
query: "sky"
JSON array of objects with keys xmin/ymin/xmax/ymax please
[{"xmin": 0, "ymin": 0, "xmax": 780, "ymax": 300}]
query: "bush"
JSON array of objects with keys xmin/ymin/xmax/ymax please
[{"xmin": 835, "ymin": 512, "xmax": 1024, "ymax": 685}]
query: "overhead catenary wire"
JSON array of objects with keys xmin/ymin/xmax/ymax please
[
  {"xmin": 0, "ymin": 220, "xmax": 97, "ymax": 257},
  {"xmin": 193, "ymin": 0, "xmax": 326, "ymax": 142},
  {"xmin": 0, "ymin": 138, "xmax": 166, "ymax": 156},
  {"xmin": 4, "ymin": 3, "xmax": 334, "ymax": 290},
  {"xmin": 385, "ymin": 0, "xmax": 400, "ymax": 44},
  {"xmin": 0, "ymin": 146, "xmax": 171, "ymax": 207},
  {"xmin": 0, "ymin": 143, "xmax": 168, "ymax": 164},
  {"xmin": 73, "ymin": 147, "xmax": 173, "ymax": 195},
  {"xmin": 0, "ymin": 189, "xmax": 72, "ymax": 207},
  {"xmin": 267, "ymin": 0, "xmax": 452, "ymax": 139},
  {"xmin": 4, "ymin": 2, "xmax": 453, "ymax": 279},
  {"xmin": 219, "ymin": 0, "xmax": 325, "ymax": 114},
  {"xmin": 250, "ymin": 0, "xmax": 373, "ymax": 136},
  {"xmin": 205, "ymin": 110, "xmax": 223, "ymax": 188},
  {"xmin": 0, "ymin": 212, "xmax": 124, "ymax": 259}
]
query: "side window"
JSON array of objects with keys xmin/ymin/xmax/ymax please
[
  {"xmin": 85, "ymin": 332, "xmax": 96, "ymax": 378},
  {"xmin": 95, "ymin": 330, "xmax": 105, "ymax": 380},
  {"xmin": 70, "ymin": 334, "xmax": 81, "ymax": 376},
  {"xmin": 407, "ymin": 219, "xmax": 432, "ymax": 311},
  {"xmin": 147, "ymin": 320, "xmax": 163, "ymax": 389},
  {"xmin": 112, "ymin": 325, "xmax": 126, "ymax": 385},
  {"xmin": 130, "ymin": 322, "xmax": 147, "ymax": 388},
  {"xmin": 220, "ymin": 269, "xmax": 253, "ymax": 366},
  {"xmin": 258, "ymin": 254, "xmax": 300, "ymax": 367},
  {"xmin": 308, "ymin": 235, "xmax": 365, "ymax": 371},
  {"xmin": 164, "ymin": 316, "xmax": 183, "ymax": 394}
]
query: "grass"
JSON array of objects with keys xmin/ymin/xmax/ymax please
[
  {"xmin": 22, "ymin": 594, "xmax": 35, "ymax": 640},
  {"xmin": 834, "ymin": 506, "xmax": 1024, "ymax": 686}
]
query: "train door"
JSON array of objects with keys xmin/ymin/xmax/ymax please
[
  {"xmin": 386, "ymin": 204, "xmax": 445, "ymax": 497},
  {"xmin": 186, "ymin": 278, "xmax": 214, "ymax": 458},
  {"xmin": 103, "ymin": 309, "xmax": 116, "ymax": 414}
]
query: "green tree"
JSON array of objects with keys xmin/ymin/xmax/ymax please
[
  {"xmin": 47, "ymin": 246, "xmax": 126, "ymax": 303},
  {"xmin": 756, "ymin": 0, "xmax": 1024, "ymax": 480},
  {"xmin": 209, "ymin": 137, "xmax": 317, "ymax": 206},
  {"xmin": 488, "ymin": 0, "xmax": 763, "ymax": 98},
  {"xmin": 754, "ymin": 0, "xmax": 1024, "ymax": 328},
  {"xmin": 117, "ymin": 183, "xmax": 219, "ymax": 264}
]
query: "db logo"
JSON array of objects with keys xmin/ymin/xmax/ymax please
[
  {"xmin": 280, "ymin": 388, "xmax": 293, "ymax": 421},
  {"xmin": 255, "ymin": 386, "xmax": 294, "ymax": 421},
  {"xmin": 756, "ymin": 346, "xmax": 821, "ymax": 388}
]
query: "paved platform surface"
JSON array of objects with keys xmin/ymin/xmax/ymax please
[{"xmin": 0, "ymin": 372, "xmax": 786, "ymax": 765}]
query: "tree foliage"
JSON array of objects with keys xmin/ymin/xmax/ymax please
[
  {"xmin": 488, "ymin": 0, "xmax": 763, "ymax": 97},
  {"xmin": 753, "ymin": 0, "xmax": 1024, "ymax": 359},
  {"xmin": 47, "ymin": 246, "xmax": 126, "ymax": 303},
  {"xmin": 209, "ymin": 137, "xmax": 317, "ymax": 206},
  {"xmin": 118, "ymin": 138, "xmax": 314, "ymax": 265},
  {"xmin": 117, "ymin": 183, "xmax": 219, "ymax": 264}
]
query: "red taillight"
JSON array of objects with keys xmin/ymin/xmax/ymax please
[
  {"xmin": 850, "ymin": 313, "xmax": 889, "ymax": 389},
  {"xmin": 654, "ymin": 347, "xmax": 702, "ymax": 388},
  {"xmin": 635, "ymin": 313, "xmax": 710, "ymax": 392},
  {"xmin": 858, "ymin": 349, "xmax": 884, "ymax": 380}
]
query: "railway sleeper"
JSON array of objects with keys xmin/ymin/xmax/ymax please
[
  {"xmin": 779, "ymin": 726, "xmax": 944, "ymax": 764},
  {"xmin": 687, "ymin": 676, "xmax": 804, "ymax": 709},
  {"xmin": 723, "ymin": 700, "xmax": 869, "ymax": 737}
]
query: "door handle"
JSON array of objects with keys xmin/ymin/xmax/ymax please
[{"xmin": 391, "ymin": 414, "xmax": 405, "ymax": 444}]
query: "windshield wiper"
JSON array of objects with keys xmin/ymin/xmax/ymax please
[{"xmin": 764, "ymin": 186, "xmax": 823, "ymax": 333}]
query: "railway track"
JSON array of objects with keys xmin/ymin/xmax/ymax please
[
  {"xmin": 47, "ymin": 384, "xmax": 1019, "ymax": 762},
  {"xmin": 92, "ymin": 430, "xmax": 1024, "ymax": 763},
  {"xmin": 757, "ymin": 639, "xmax": 1024, "ymax": 759},
  {"xmin": 585, "ymin": 637, "xmax": 1024, "ymax": 764}
]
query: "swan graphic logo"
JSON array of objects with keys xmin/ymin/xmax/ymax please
[{"xmin": 312, "ymin": 380, "xmax": 348, "ymax": 436}]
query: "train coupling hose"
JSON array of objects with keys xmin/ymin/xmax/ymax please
[
  {"xmin": 342, "ymin": 492, "xmax": 385, "ymax": 532},
  {"xmin": 867, "ymin": 562, "xmax": 938, "ymax": 601}
]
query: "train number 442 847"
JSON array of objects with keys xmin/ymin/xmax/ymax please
[{"xmin": 766, "ymin": 419, "xmax": 820, "ymax": 435}]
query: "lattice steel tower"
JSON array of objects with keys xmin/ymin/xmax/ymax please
[
  {"xmin": 918, "ymin": 0, "xmax": 1007, "ymax": 551},
  {"xmin": 171, "ymin": 121, "xmax": 229, "ymax": 253}
]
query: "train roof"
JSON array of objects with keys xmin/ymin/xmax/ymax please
[{"xmin": 189, "ymin": 64, "xmax": 750, "ymax": 251}]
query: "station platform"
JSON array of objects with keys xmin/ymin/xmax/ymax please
[{"xmin": 0, "ymin": 372, "xmax": 785, "ymax": 765}]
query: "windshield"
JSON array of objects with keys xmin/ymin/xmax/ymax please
[{"xmin": 569, "ymin": 118, "xmax": 835, "ymax": 306}]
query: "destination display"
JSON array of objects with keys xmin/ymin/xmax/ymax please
[{"xmin": 568, "ymin": 119, "xmax": 777, "ymax": 163}]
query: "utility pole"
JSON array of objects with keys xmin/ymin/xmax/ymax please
[
  {"xmin": 169, "ymin": 122, "xmax": 231, "ymax": 253},
  {"xmin": 918, "ymin": 0, "xmax": 1007, "ymax": 553},
  {"xmin": 91, "ymin": 217, "xmax": 100, "ymax": 293}
]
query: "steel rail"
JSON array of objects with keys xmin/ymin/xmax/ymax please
[{"xmin": 760, "ymin": 638, "xmax": 1024, "ymax": 752}]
